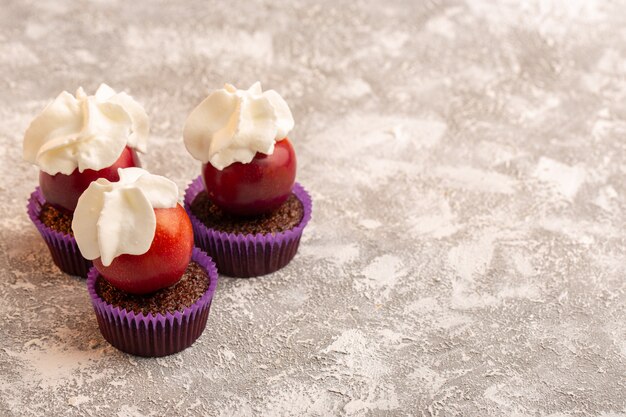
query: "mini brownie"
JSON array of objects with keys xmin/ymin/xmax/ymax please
[
  {"xmin": 24, "ymin": 84, "xmax": 149, "ymax": 277},
  {"xmin": 78, "ymin": 169, "xmax": 219, "ymax": 356},
  {"xmin": 190, "ymin": 191, "xmax": 304, "ymax": 235},
  {"xmin": 96, "ymin": 262, "xmax": 209, "ymax": 315},
  {"xmin": 87, "ymin": 248, "xmax": 218, "ymax": 357},
  {"xmin": 182, "ymin": 82, "xmax": 312, "ymax": 277}
]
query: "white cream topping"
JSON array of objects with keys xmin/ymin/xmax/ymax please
[
  {"xmin": 23, "ymin": 84, "xmax": 149, "ymax": 175},
  {"xmin": 183, "ymin": 82, "xmax": 294, "ymax": 170},
  {"xmin": 72, "ymin": 168, "xmax": 178, "ymax": 267}
]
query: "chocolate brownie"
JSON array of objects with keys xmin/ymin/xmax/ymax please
[
  {"xmin": 190, "ymin": 192, "xmax": 304, "ymax": 235},
  {"xmin": 95, "ymin": 262, "xmax": 209, "ymax": 315},
  {"xmin": 40, "ymin": 203, "xmax": 73, "ymax": 235}
]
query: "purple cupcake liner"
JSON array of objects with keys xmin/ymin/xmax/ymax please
[
  {"xmin": 27, "ymin": 187, "xmax": 93, "ymax": 277},
  {"xmin": 87, "ymin": 247, "xmax": 219, "ymax": 357},
  {"xmin": 184, "ymin": 176, "xmax": 312, "ymax": 278}
]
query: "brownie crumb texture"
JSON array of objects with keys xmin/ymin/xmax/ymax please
[
  {"xmin": 190, "ymin": 192, "xmax": 304, "ymax": 235},
  {"xmin": 96, "ymin": 262, "xmax": 209, "ymax": 315},
  {"xmin": 40, "ymin": 203, "xmax": 73, "ymax": 235}
]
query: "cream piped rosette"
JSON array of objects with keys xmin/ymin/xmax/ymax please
[
  {"xmin": 183, "ymin": 82, "xmax": 294, "ymax": 170},
  {"xmin": 23, "ymin": 84, "xmax": 149, "ymax": 175},
  {"xmin": 72, "ymin": 168, "xmax": 178, "ymax": 267}
]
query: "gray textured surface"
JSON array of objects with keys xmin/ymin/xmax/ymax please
[{"xmin": 1, "ymin": 1, "xmax": 626, "ymax": 416}]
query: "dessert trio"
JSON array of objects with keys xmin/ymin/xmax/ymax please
[{"xmin": 23, "ymin": 82, "xmax": 312, "ymax": 357}]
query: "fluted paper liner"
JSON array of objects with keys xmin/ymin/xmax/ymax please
[
  {"xmin": 27, "ymin": 187, "xmax": 93, "ymax": 277},
  {"xmin": 184, "ymin": 177, "xmax": 312, "ymax": 278},
  {"xmin": 87, "ymin": 247, "xmax": 219, "ymax": 357}
]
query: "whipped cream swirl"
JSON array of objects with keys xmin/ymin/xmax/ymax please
[
  {"xmin": 72, "ymin": 168, "xmax": 178, "ymax": 266},
  {"xmin": 183, "ymin": 82, "xmax": 294, "ymax": 170},
  {"xmin": 23, "ymin": 84, "xmax": 149, "ymax": 175}
]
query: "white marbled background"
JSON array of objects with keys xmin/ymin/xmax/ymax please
[{"xmin": 1, "ymin": 1, "xmax": 626, "ymax": 416}]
